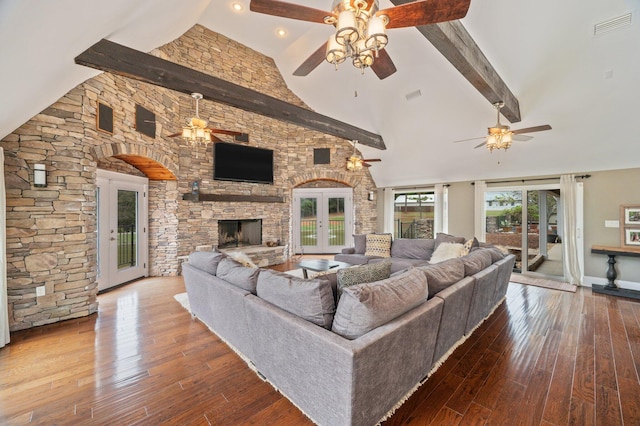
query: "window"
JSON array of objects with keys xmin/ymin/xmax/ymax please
[{"xmin": 393, "ymin": 191, "xmax": 435, "ymax": 239}]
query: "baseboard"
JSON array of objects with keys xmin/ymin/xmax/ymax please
[{"xmin": 583, "ymin": 275, "xmax": 640, "ymax": 292}]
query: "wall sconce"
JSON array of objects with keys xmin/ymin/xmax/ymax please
[
  {"xmin": 368, "ymin": 190, "xmax": 375, "ymax": 202},
  {"xmin": 33, "ymin": 164, "xmax": 47, "ymax": 188}
]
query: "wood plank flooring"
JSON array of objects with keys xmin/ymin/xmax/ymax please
[{"xmin": 1, "ymin": 275, "xmax": 640, "ymax": 425}]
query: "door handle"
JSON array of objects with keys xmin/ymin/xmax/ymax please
[{"xmin": 110, "ymin": 237, "xmax": 116, "ymax": 241}]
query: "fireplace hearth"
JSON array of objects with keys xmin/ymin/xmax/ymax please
[{"xmin": 218, "ymin": 219, "xmax": 262, "ymax": 249}]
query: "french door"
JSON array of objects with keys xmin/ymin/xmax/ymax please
[
  {"xmin": 293, "ymin": 188, "xmax": 353, "ymax": 254},
  {"xmin": 96, "ymin": 170, "xmax": 148, "ymax": 291},
  {"xmin": 484, "ymin": 185, "xmax": 564, "ymax": 278}
]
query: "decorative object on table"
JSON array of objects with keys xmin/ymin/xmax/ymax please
[
  {"xmin": 265, "ymin": 241, "xmax": 279, "ymax": 247},
  {"xmin": 249, "ymin": 0, "xmax": 471, "ymax": 79},
  {"xmin": 620, "ymin": 204, "xmax": 640, "ymax": 248}
]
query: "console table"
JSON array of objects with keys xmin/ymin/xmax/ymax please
[{"xmin": 591, "ymin": 245, "xmax": 640, "ymax": 300}]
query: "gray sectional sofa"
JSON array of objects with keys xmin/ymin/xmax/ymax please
[{"xmin": 182, "ymin": 243, "xmax": 515, "ymax": 426}]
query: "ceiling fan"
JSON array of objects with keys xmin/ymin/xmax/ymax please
[
  {"xmin": 249, "ymin": 0, "xmax": 471, "ymax": 79},
  {"xmin": 167, "ymin": 93, "xmax": 248, "ymax": 144},
  {"xmin": 347, "ymin": 140, "xmax": 381, "ymax": 171},
  {"xmin": 453, "ymin": 102, "xmax": 552, "ymax": 152}
]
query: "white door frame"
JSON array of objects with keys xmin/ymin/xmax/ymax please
[
  {"xmin": 96, "ymin": 170, "xmax": 149, "ymax": 291},
  {"xmin": 292, "ymin": 188, "xmax": 353, "ymax": 254}
]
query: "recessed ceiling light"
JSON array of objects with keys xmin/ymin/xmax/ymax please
[
  {"xmin": 231, "ymin": 2, "xmax": 243, "ymax": 12},
  {"xmin": 276, "ymin": 28, "xmax": 287, "ymax": 38}
]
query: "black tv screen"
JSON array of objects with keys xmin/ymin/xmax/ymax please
[{"xmin": 214, "ymin": 142, "xmax": 274, "ymax": 184}]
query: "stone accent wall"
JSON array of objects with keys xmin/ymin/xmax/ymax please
[{"xmin": 2, "ymin": 25, "xmax": 377, "ymax": 331}]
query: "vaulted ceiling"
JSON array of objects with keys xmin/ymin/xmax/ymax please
[{"xmin": 1, "ymin": 0, "xmax": 639, "ymax": 187}]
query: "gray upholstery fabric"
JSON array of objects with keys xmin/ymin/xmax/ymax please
[
  {"xmin": 354, "ymin": 234, "xmax": 367, "ymax": 254},
  {"xmin": 418, "ymin": 258, "xmax": 465, "ymax": 298},
  {"xmin": 337, "ymin": 260, "xmax": 392, "ymax": 297},
  {"xmin": 432, "ymin": 276, "xmax": 475, "ymax": 365},
  {"xmin": 369, "ymin": 257, "xmax": 429, "ymax": 273},
  {"xmin": 334, "ymin": 253, "xmax": 375, "ymax": 265},
  {"xmin": 257, "ymin": 269, "xmax": 335, "ymax": 329},
  {"xmin": 391, "ymin": 238, "xmax": 435, "ymax": 260},
  {"xmin": 465, "ymin": 265, "xmax": 499, "ymax": 334},
  {"xmin": 182, "ymin": 263, "xmax": 255, "ymax": 359},
  {"xmin": 473, "ymin": 245, "xmax": 507, "ymax": 263},
  {"xmin": 341, "ymin": 247, "xmax": 356, "ymax": 254},
  {"xmin": 216, "ymin": 257, "xmax": 260, "ymax": 294},
  {"xmin": 462, "ymin": 249, "xmax": 493, "ymax": 276},
  {"xmin": 187, "ymin": 250, "xmax": 226, "ymax": 275},
  {"xmin": 492, "ymin": 255, "xmax": 516, "ymax": 305},
  {"xmin": 332, "ymin": 268, "xmax": 429, "ymax": 339},
  {"xmin": 434, "ymin": 232, "xmax": 466, "ymax": 249}
]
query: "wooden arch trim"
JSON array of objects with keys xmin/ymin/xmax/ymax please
[
  {"xmin": 93, "ymin": 143, "xmax": 178, "ymax": 180},
  {"xmin": 290, "ymin": 171, "xmax": 362, "ymax": 188}
]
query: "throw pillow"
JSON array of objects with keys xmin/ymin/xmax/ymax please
[
  {"xmin": 216, "ymin": 257, "xmax": 260, "ymax": 294},
  {"xmin": 353, "ymin": 234, "xmax": 367, "ymax": 254},
  {"xmin": 257, "ymin": 269, "xmax": 335, "ymax": 329},
  {"xmin": 331, "ymin": 268, "xmax": 429, "ymax": 340},
  {"xmin": 187, "ymin": 250, "xmax": 226, "ymax": 275},
  {"xmin": 434, "ymin": 232, "xmax": 466, "ymax": 250},
  {"xmin": 364, "ymin": 233, "xmax": 392, "ymax": 257},
  {"xmin": 337, "ymin": 261, "xmax": 392, "ymax": 297},
  {"xmin": 429, "ymin": 242, "xmax": 465, "ymax": 264},
  {"xmin": 461, "ymin": 237, "xmax": 480, "ymax": 256}
]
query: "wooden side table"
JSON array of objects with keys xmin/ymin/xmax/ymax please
[{"xmin": 591, "ymin": 245, "xmax": 640, "ymax": 300}]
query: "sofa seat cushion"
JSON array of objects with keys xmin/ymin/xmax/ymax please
[
  {"xmin": 334, "ymin": 253, "xmax": 375, "ymax": 265},
  {"xmin": 462, "ymin": 249, "xmax": 493, "ymax": 276},
  {"xmin": 257, "ymin": 270, "xmax": 335, "ymax": 329},
  {"xmin": 369, "ymin": 257, "xmax": 429, "ymax": 274},
  {"xmin": 364, "ymin": 233, "xmax": 392, "ymax": 257},
  {"xmin": 390, "ymin": 238, "xmax": 435, "ymax": 260},
  {"xmin": 418, "ymin": 258, "xmax": 465, "ymax": 298},
  {"xmin": 429, "ymin": 242, "xmax": 465, "ymax": 264},
  {"xmin": 216, "ymin": 257, "xmax": 260, "ymax": 294},
  {"xmin": 331, "ymin": 268, "xmax": 429, "ymax": 340},
  {"xmin": 336, "ymin": 260, "xmax": 392, "ymax": 297},
  {"xmin": 188, "ymin": 250, "xmax": 226, "ymax": 275}
]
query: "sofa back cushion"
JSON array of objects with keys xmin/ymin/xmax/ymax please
[
  {"xmin": 257, "ymin": 270, "xmax": 336, "ymax": 329},
  {"xmin": 418, "ymin": 258, "xmax": 465, "ymax": 298},
  {"xmin": 188, "ymin": 251, "xmax": 226, "ymax": 275},
  {"xmin": 331, "ymin": 268, "xmax": 429, "ymax": 340},
  {"xmin": 461, "ymin": 249, "xmax": 493, "ymax": 276},
  {"xmin": 337, "ymin": 261, "xmax": 392, "ymax": 298},
  {"xmin": 434, "ymin": 232, "xmax": 466, "ymax": 250},
  {"xmin": 364, "ymin": 233, "xmax": 392, "ymax": 257},
  {"xmin": 353, "ymin": 234, "xmax": 368, "ymax": 254},
  {"xmin": 216, "ymin": 257, "xmax": 260, "ymax": 294},
  {"xmin": 391, "ymin": 238, "xmax": 435, "ymax": 260}
]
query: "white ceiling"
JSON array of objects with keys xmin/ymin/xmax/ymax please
[{"xmin": 1, "ymin": 0, "xmax": 639, "ymax": 187}]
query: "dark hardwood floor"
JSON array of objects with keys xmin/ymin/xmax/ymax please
[{"xmin": 1, "ymin": 272, "xmax": 639, "ymax": 425}]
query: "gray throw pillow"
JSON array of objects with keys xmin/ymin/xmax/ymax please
[
  {"xmin": 418, "ymin": 258, "xmax": 465, "ymax": 298},
  {"xmin": 353, "ymin": 234, "xmax": 367, "ymax": 254},
  {"xmin": 331, "ymin": 268, "xmax": 429, "ymax": 340},
  {"xmin": 216, "ymin": 257, "xmax": 260, "ymax": 294},
  {"xmin": 391, "ymin": 238, "xmax": 435, "ymax": 260},
  {"xmin": 257, "ymin": 270, "xmax": 335, "ymax": 329},
  {"xmin": 187, "ymin": 251, "xmax": 226, "ymax": 275},
  {"xmin": 337, "ymin": 261, "xmax": 392, "ymax": 297},
  {"xmin": 434, "ymin": 232, "xmax": 466, "ymax": 250}
]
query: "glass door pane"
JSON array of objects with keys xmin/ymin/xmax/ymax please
[
  {"xmin": 299, "ymin": 196, "xmax": 319, "ymax": 251},
  {"xmin": 485, "ymin": 190, "xmax": 523, "ymax": 272},
  {"xmin": 327, "ymin": 197, "xmax": 345, "ymax": 248},
  {"xmin": 117, "ymin": 189, "xmax": 138, "ymax": 270},
  {"xmin": 523, "ymin": 189, "xmax": 564, "ymax": 277}
]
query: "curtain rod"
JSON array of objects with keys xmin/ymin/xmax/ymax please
[{"xmin": 470, "ymin": 174, "xmax": 591, "ymax": 185}]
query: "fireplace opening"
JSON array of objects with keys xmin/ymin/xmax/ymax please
[{"xmin": 218, "ymin": 219, "xmax": 262, "ymax": 249}]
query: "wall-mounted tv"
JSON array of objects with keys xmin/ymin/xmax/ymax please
[{"xmin": 214, "ymin": 142, "xmax": 274, "ymax": 184}]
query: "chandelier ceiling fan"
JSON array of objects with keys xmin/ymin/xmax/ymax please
[
  {"xmin": 453, "ymin": 102, "xmax": 552, "ymax": 152},
  {"xmin": 249, "ymin": 0, "xmax": 472, "ymax": 79},
  {"xmin": 346, "ymin": 140, "xmax": 381, "ymax": 171},
  {"xmin": 167, "ymin": 93, "xmax": 248, "ymax": 146}
]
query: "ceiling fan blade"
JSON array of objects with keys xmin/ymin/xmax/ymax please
[
  {"xmin": 167, "ymin": 132, "xmax": 182, "ymax": 138},
  {"xmin": 362, "ymin": 159, "xmax": 381, "ymax": 162},
  {"xmin": 250, "ymin": 0, "xmax": 334, "ymax": 24},
  {"xmin": 370, "ymin": 49, "xmax": 397, "ymax": 79},
  {"xmin": 512, "ymin": 124, "xmax": 552, "ymax": 135},
  {"xmin": 379, "ymin": 0, "xmax": 471, "ymax": 29},
  {"xmin": 513, "ymin": 134, "xmax": 533, "ymax": 142},
  {"xmin": 209, "ymin": 128, "xmax": 243, "ymax": 136},
  {"xmin": 452, "ymin": 136, "xmax": 485, "ymax": 143},
  {"xmin": 474, "ymin": 140, "xmax": 488, "ymax": 149},
  {"xmin": 211, "ymin": 135, "xmax": 224, "ymax": 144},
  {"xmin": 293, "ymin": 41, "xmax": 328, "ymax": 76}
]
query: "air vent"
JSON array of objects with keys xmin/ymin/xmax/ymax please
[
  {"xmin": 594, "ymin": 12, "xmax": 632, "ymax": 36},
  {"xmin": 405, "ymin": 89, "xmax": 422, "ymax": 101}
]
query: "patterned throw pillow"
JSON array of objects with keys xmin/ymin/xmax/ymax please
[
  {"xmin": 364, "ymin": 233, "xmax": 392, "ymax": 257},
  {"xmin": 337, "ymin": 261, "xmax": 392, "ymax": 297},
  {"xmin": 461, "ymin": 237, "xmax": 480, "ymax": 256}
]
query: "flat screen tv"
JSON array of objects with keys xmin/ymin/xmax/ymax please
[{"xmin": 214, "ymin": 142, "xmax": 274, "ymax": 184}]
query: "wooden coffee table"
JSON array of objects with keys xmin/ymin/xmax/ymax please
[{"xmin": 295, "ymin": 259, "xmax": 352, "ymax": 279}]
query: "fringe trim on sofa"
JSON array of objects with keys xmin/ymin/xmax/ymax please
[{"xmin": 376, "ymin": 296, "xmax": 507, "ymax": 425}]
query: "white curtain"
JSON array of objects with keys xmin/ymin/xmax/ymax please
[
  {"xmin": 560, "ymin": 174, "xmax": 582, "ymax": 284},
  {"xmin": 434, "ymin": 184, "xmax": 446, "ymax": 234},
  {"xmin": 474, "ymin": 180, "xmax": 487, "ymax": 241},
  {"xmin": 1, "ymin": 148, "xmax": 9, "ymax": 347},
  {"xmin": 382, "ymin": 188, "xmax": 395, "ymax": 234}
]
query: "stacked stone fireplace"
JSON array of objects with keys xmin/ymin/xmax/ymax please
[{"xmin": 218, "ymin": 219, "xmax": 262, "ymax": 249}]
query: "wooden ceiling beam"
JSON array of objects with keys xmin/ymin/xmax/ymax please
[
  {"xmin": 389, "ymin": 0, "xmax": 521, "ymax": 122},
  {"xmin": 75, "ymin": 39, "xmax": 386, "ymax": 150}
]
